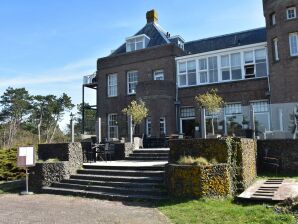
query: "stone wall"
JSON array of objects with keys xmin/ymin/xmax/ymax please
[
  {"xmin": 168, "ymin": 138, "xmax": 257, "ymax": 193},
  {"xmin": 165, "ymin": 164, "xmax": 231, "ymax": 198},
  {"xmin": 29, "ymin": 143, "xmax": 83, "ymax": 192},
  {"xmin": 257, "ymin": 139, "xmax": 298, "ymax": 174}
]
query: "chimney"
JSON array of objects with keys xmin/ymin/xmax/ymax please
[{"xmin": 146, "ymin": 9, "xmax": 158, "ymax": 23}]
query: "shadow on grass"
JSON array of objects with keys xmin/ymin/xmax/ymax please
[
  {"xmin": 257, "ymin": 171, "xmax": 298, "ymax": 180},
  {"xmin": 0, "ymin": 179, "xmax": 25, "ymax": 194}
]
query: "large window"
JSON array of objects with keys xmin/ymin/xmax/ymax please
[
  {"xmin": 178, "ymin": 61, "xmax": 196, "ymax": 86},
  {"xmin": 287, "ymin": 7, "xmax": 297, "ymax": 20},
  {"xmin": 199, "ymin": 59, "xmax": 208, "ymax": 83},
  {"xmin": 244, "ymin": 49, "xmax": 267, "ymax": 78},
  {"xmin": 154, "ymin": 70, "xmax": 164, "ymax": 80},
  {"xmin": 208, "ymin": 56, "xmax": 218, "ymax": 83},
  {"xmin": 126, "ymin": 34, "xmax": 150, "ymax": 52},
  {"xmin": 231, "ymin": 53, "xmax": 242, "ymax": 80},
  {"xmin": 159, "ymin": 117, "xmax": 166, "ymax": 135},
  {"xmin": 178, "ymin": 62, "xmax": 187, "ymax": 86},
  {"xmin": 225, "ymin": 103, "xmax": 243, "ymax": 136},
  {"xmin": 251, "ymin": 100, "xmax": 270, "ymax": 136},
  {"xmin": 180, "ymin": 107, "xmax": 195, "ymax": 118},
  {"xmin": 108, "ymin": 114, "xmax": 118, "ymax": 139},
  {"xmin": 220, "ymin": 53, "xmax": 241, "ymax": 81},
  {"xmin": 221, "ymin": 55, "xmax": 230, "ymax": 81},
  {"xmin": 127, "ymin": 71, "xmax": 138, "ymax": 94},
  {"xmin": 289, "ymin": 33, "xmax": 298, "ymax": 56},
  {"xmin": 146, "ymin": 117, "xmax": 152, "ymax": 137},
  {"xmin": 107, "ymin": 74, "xmax": 117, "ymax": 97}
]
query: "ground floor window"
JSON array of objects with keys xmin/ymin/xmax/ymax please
[
  {"xmin": 146, "ymin": 117, "xmax": 152, "ymax": 137},
  {"xmin": 224, "ymin": 103, "xmax": 243, "ymax": 136},
  {"xmin": 159, "ymin": 117, "xmax": 166, "ymax": 136},
  {"xmin": 251, "ymin": 100, "xmax": 270, "ymax": 136},
  {"xmin": 108, "ymin": 113, "xmax": 118, "ymax": 139}
]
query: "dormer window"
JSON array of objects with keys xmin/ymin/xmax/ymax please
[{"xmin": 126, "ymin": 34, "xmax": 150, "ymax": 52}]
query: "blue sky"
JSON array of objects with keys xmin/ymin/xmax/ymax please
[{"xmin": 0, "ymin": 0, "xmax": 265, "ymax": 130}]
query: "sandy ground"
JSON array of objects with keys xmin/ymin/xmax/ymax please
[{"xmin": 0, "ymin": 194, "xmax": 170, "ymax": 224}]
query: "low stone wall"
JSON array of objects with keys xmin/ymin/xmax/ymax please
[
  {"xmin": 168, "ymin": 138, "xmax": 257, "ymax": 193},
  {"xmin": 257, "ymin": 139, "xmax": 298, "ymax": 174},
  {"xmin": 29, "ymin": 142, "xmax": 83, "ymax": 192},
  {"xmin": 165, "ymin": 164, "xmax": 231, "ymax": 198}
]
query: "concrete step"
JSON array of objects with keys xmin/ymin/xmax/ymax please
[
  {"xmin": 51, "ymin": 182, "xmax": 166, "ymax": 196},
  {"xmin": 70, "ymin": 174, "xmax": 164, "ymax": 183},
  {"xmin": 42, "ymin": 187, "xmax": 168, "ymax": 201},
  {"xmin": 61, "ymin": 179, "xmax": 164, "ymax": 189},
  {"xmin": 126, "ymin": 156, "xmax": 168, "ymax": 161},
  {"xmin": 133, "ymin": 150, "xmax": 169, "ymax": 154},
  {"xmin": 82, "ymin": 164, "xmax": 165, "ymax": 171},
  {"xmin": 77, "ymin": 169, "xmax": 164, "ymax": 177},
  {"xmin": 128, "ymin": 153, "xmax": 169, "ymax": 157}
]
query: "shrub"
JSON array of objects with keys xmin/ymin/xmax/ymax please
[
  {"xmin": 0, "ymin": 148, "xmax": 25, "ymax": 181},
  {"xmin": 177, "ymin": 156, "xmax": 210, "ymax": 166}
]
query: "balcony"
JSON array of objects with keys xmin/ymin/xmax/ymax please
[{"xmin": 83, "ymin": 73, "xmax": 97, "ymax": 87}]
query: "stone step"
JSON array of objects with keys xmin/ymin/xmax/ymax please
[
  {"xmin": 128, "ymin": 153, "xmax": 169, "ymax": 157},
  {"xmin": 61, "ymin": 179, "xmax": 164, "ymax": 189},
  {"xmin": 42, "ymin": 187, "xmax": 168, "ymax": 201},
  {"xmin": 77, "ymin": 169, "xmax": 164, "ymax": 177},
  {"xmin": 125, "ymin": 157, "xmax": 169, "ymax": 161},
  {"xmin": 133, "ymin": 150, "xmax": 169, "ymax": 154},
  {"xmin": 51, "ymin": 182, "xmax": 166, "ymax": 196},
  {"xmin": 82, "ymin": 164, "xmax": 165, "ymax": 171},
  {"xmin": 70, "ymin": 174, "xmax": 164, "ymax": 183}
]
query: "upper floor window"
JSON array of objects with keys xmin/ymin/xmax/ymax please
[
  {"xmin": 126, "ymin": 34, "xmax": 150, "ymax": 52},
  {"xmin": 273, "ymin": 38, "xmax": 279, "ymax": 61},
  {"xmin": 244, "ymin": 49, "xmax": 267, "ymax": 78},
  {"xmin": 154, "ymin": 70, "xmax": 164, "ymax": 80},
  {"xmin": 289, "ymin": 33, "xmax": 298, "ymax": 56},
  {"xmin": 271, "ymin": 13, "xmax": 276, "ymax": 25},
  {"xmin": 127, "ymin": 70, "xmax": 138, "ymax": 94},
  {"xmin": 178, "ymin": 61, "xmax": 197, "ymax": 86},
  {"xmin": 208, "ymin": 56, "xmax": 218, "ymax": 83},
  {"xmin": 287, "ymin": 7, "xmax": 297, "ymax": 20},
  {"xmin": 107, "ymin": 74, "xmax": 117, "ymax": 97}
]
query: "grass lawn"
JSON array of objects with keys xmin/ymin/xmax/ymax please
[{"xmin": 157, "ymin": 198, "xmax": 297, "ymax": 224}]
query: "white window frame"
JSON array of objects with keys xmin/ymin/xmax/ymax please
[
  {"xmin": 127, "ymin": 70, "xmax": 138, "ymax": 95},
  {"xmin": 146, "ymin": 117, "xmax": 152, "ymax": 137},
  {"xmin": 159, "ymin": 117, "xmax": 166, "ymax": 135},
  {"xmin": 107, "ymin": 73, "xmax": 117, "ymax": 97},
  {"xmin": 224, "ymin": 103, "xmax": 243, "ymax": 135},
  {"xmin": 126, "ymin": 34, "xmax": 150, "ymax": 52},
  {"xmin": 153, "ymin": 70, "xmax": 164, "ymax": 80},
  {"xmin": 287, "ymin": 7, "xmax": 297, "ymax": 20},
  {"xmin": 273, "ymin": 38, "xmax": 279, "ymax": 61},
  {"xmin": 250, "ymin": 100, "xmax": 271, "ymax": 132},
  {"xmin": 176, "ymin": 43, "xmax": 268, "ymax": 88},
  {"xmin": 108, "ymin": 113, "xmax": 118, "ymax": 140},
  {"xmin": 289, "ymin": 33, "xmax": 298, "ymax": 57}
]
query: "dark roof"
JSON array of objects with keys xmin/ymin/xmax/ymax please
[
  {"xmin": 184, "ymin": 28, "xmax": 267, "ymax": 54},
  {"xmin": 111, "ymin": 22, "xmax": 170, "ymax": 55}
]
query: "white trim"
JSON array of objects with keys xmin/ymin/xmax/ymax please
[
  {"xmin": 107, "ymin": 73, "xmax": 118, "ymax": 97},
  {"xmin": 175, "ymin": 42, "xmax": 267, "ymax": 61},
  {"xmin": 108, "ymin": 113, "xmax": 118, "ymax": 140},
  {"xmin": 153, "ymin": 70, "xmax": 164, "ymax": 80},
  {"xmin": 127, "ymin": 70, "xmax": 138, "ymax": 95},
  {"xmin": 287, "ymin": 7, "xmax": 297, "ymax": 20},
  {"xmin": 126, "ymin": 34, "xmax": 150, "ymax": 41},
  {"xmin": 289, "ymin": 33, "xmax": 298, "ymax": 57},
  {"xmin": 168, "ymin": 35, "xmax": 185, "ymax": 43}
]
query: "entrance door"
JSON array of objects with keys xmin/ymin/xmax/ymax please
[{"xmin": 181, "ymin": 119, "xmax": 196, "ymax": 138}]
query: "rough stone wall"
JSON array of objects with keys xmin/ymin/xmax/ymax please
[
  {"xmin": 29, "ymin": 143, "xmax": 83, "ymax": 192},
  {"xmin": 257, "ymin": 139, "xmax": 298, "ymax": 173},
  {"xmin": 165, "ymin": 164, "xmax": 231, "ymax": 198}
]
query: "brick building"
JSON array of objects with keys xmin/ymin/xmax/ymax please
[{"xmin": 82, "ymin": 0, "xmax": 298, "ymax": 140}]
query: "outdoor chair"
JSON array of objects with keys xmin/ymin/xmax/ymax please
[{"xmin": 262, "ymin": 148, "xmax": 281, "ymax": 175}]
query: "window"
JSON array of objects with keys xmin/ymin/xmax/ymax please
[
  {"xmin": 231, "ymin": 53, "xmax": 242, "ymax": 80},
  {"xmin": 187, "ymin": 60, "xmax": 197, "ymax": 85},
  {"xmin": 199, "ymin": 59, "xmax": 208, "ymax": 83},
  {"xmin": 208, "ymin": 56, "xmax": 218, "ymax": 83},
  {"xmin": 287, "ymin": 7, "xmax": 297, "ymax": 20},
  {"xmin": 127, "ymin": 71, "xmax": 138, "ymax": 94},
  {"xmin": 178, "ymin": 62, "xmax": 187, "ymax": 86},
  {"xmin": 271, "ymin": 13, "xmax": 276, "ymax": 25},
  {"xmin": 244, "ymin": 51, "xmax": 255, "ymax": 78},
  {"xmin": 255, "ymin": 49, "xmax": 267, "ymax": 77},
  {"xmin": 289, "ymin": 33, "xmax": 298, "ymax": 56},
  {"xmin": 251, "ymin": 100, "xmax": 270, "ymax": 135},
  {"xmin": 273, "ymin": 38, "xmax": 279, "ymax": 61},
  {"xmin": 126, "ymin": 34, "xmax": 150, "ymax": 52},
  {"xmin": 154, "ymin": 70, "xmax": 164, "ymax": 80},
  {"xmin": 159, "ymin": 117, "xmax": 166, "ymax": 135},
  {"xmin": 146, "ymin": 117, "xmax": 152, "ymax": 137},
  {"xmin": 180, "ymin": 107, "xmax": 195, "ymax": 118},
  {"xmin": 108, "ymin": 114, "xmax": 118, "ymax": 139},
  {"xmin": 224, "ymin": 103, "xmax": 243, "ymax": 136},
  {"xmin": 107, "ymin": 74, "xmax": 117, "ymax": 97},
  {"xmin": 221, "ymin": 55, "xmax": 230, "ymax": 81},
  {"xmin": 225, "ymin": 103, "xmax": 242, "ymax": 115}
]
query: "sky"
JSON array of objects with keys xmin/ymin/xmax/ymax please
[{"xmin": 0, "ymin": 0, "xmax": 265, "ymax": 130}]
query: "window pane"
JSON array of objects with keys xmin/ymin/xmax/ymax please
[
  {"xmin": 255, "ymin": 49, "xmax": 266, "ymax": 62},
  {"xmin": 244, "ymin": 51, "xmax": 254, "ymax": 64},
  {"xmin": 179, "ymin": 62, "xmax": 186, "ymax": 73},
  {"xmin": 179, "ymin": 75, "xmax": 187, "ymax": 86},
  {"xmin": 222, "ymin": 69, "xmax": 230, "ymax": 80},
  {"xmin": 187, "ymin": 60, "xmax": 196, "ymax": 85},
  {"xmin": 187, "ymin": 60, "xmax": 196, "ymax": 72},
  {"xmin": 290, "ymin": 34, "xmax": 298, "ymax": 56},
  {"xmin": 127, "ymin": 71, "xmax": 138, "ymax": 94},
  {"xmin": 200, "ymin": 72, "xmax": 207, "ymax": 83},
  {"xmin": 256, "ymin": 63, "xmax": 267, "ymax": 77},
  {"xmin": 231, "ymin": 53, "xmax": 241, "ymax": 66},
  {"xmin": 231, "ymin": 68, "xmax": 242, "ymax": 80},
  {"xmin": 221, "ymin": 55, "xmax": 229, "ymax": 67},
  {"xmin": 208, "ymin": 56, "xmax": 218, "ymax": 83},
  {"xmin": 136, "ymin": 41, "xmax": 143, "ymax": 50},
  {"xmin": 225, "ymin": 103, "xmax": 242, "ymax": 115},
  {"xmin": 180, "ymin": 107, "xmax": 195, "ymax": 118},
  {"xmin": 199, "ymin": 59, "xmax": 207, "ymax": 70}
]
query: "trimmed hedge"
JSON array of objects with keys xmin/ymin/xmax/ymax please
[
  {"xmin": 168, "ymin": 138, "xmax": 257, "ymax": 194},
  {"xmin": 166, "ymin": 164, "xmax": 231, "ymax": 198},
  {"xmin": 0, "ymin": 148, "xmax": 25, "ymax": 181}
]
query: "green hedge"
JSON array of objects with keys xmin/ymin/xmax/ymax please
[{"xmin": 0, "ymin": 148, "xmax": 25, "ymax": 181}]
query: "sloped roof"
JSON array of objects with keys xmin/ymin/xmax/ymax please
[
  {"xmin": 111, "ymin": 22, "xmax": 170, "ymax": 55},
  {"xmin": 184, "ymin": 27, "xmax": 267, "ymax": 54}
]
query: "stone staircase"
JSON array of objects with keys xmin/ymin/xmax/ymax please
[
  {"xmin": 42, "ymin": 148, "xmax": 169, "ymax": 201},
  {"xmin": 126, "ymin": 148, "xmax": 170, "ymax": 161}
]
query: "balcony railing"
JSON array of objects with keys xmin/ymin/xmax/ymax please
[{"xmin": 83, "ymin": 73, "xmax": 97, "ymax": 85}]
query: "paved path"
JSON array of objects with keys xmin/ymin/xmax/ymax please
[{"xmin": 0, "ymin": 194, "xmax": 170, "ymax": 224}]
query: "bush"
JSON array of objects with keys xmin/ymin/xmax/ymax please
[
  {"xmin": 0, "ymin": 148, "xmax": 25, "ymax": 181},
  {"xmin": 177, "ymin": 156, "xmax": 210, "ymax": 166}
]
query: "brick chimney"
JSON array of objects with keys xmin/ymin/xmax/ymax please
[{"xmin": 146, "ymin": 9, "xmax": 158, "ymax": 23}]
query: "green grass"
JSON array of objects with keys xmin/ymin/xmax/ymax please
[
  {"xmin": 157, "ymin": 198, "xmax": 297, "ymax": 224},
  {"xmin": 0, "ymin": 180, "xmax": 25, "ymax": 194},
  {"xmin": 257, "ymin": 172, "xmax": 298, "ymax": 181}
]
